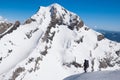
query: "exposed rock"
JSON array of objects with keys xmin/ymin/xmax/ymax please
[
  {"xmin": 42, "ymin": 6, "xmax": 57, "ymax": 42},
  {"xmin": 99, "ymin": 52, "xmax": 115, "ymax": 70},
  {"xmin": 26, "ymin": 31, "xmax": 32, "ymax": 39},
  {"xmin": 48, "ymin": 31, "xmax": 55, "ymax": 41},
  {"xmin": 68, "ymin": 25, "xmax": 74, "ymax": 30},
  {"xmin": 0, "ymin": 21, "xmax": 21, "ymax": 39},
  {"xmin": 25, "ymin": 28, "xmax": 39, "ymax": 39},
  {"xmin": 68, "ymin": 15, "xmax": 79, "ymax": 30},
  {"xmin": 94, "ymin": 43, "xmax": 98, "ymax": 50},
  {"xmin": 62, "ymin": 8, "xmax": 68, "ymax": 13},
  {"xmin": 57, "ymin": 16, "xmax": 63, "ymax": 25},
  {"xmin": 8, "ymin": 49, "xmax": 12, "ymax": 53},
  {"xmin": 0, "ymin": 22, "xmax": 12, "ymax": 34},
  {"xmin": 75, "ymin": 36, "xmax": 84, "ymax": 44},
  {"xmin": 91, "ymin": 58, "xmax": 95, "ymax": 72},
  {"xmin": 13, "ymin": 21, "xmax": 20, "ymax": 28},
  {"xmin": 116, "ymin": 60, "xmax": 120, "ymax": 64},
  {"xmin": 11, "ymin": 67, "xmax": 25, "ymax": 80},
  {"xmin": 97, "ymin": 34, "xmax": 105, "ymax": 41},
  {"xmin": 7, "ymin": 21, "xmax": 20, "ymax": 33},
  {"xmin": 0, "ymin": 57, "xmax": 2, "ymax": 61},
  {"xmin": 34, "ymin": 57, "xmax": 42, "ymax": 71},
  {"xmin": 63, "ymin": 61, "xmax": 81, "ymax": 68},
  {"xmin": 99, "ymin": 59, "xmax": 108, "ymax": 69},
  {"xmin": 0, "ymin": 22, "xmax": 13, "ymax": 38},
  {"xmin": 28, "ymin": 58, "xmax": 34, "ymax": 63},
  {"xmin": 84, "ymin": 27, "xmax": 90, "ymax": 31},
  {"xmin": 76, "ymin": 20, "xmax": 84, "ymax": 30},
  {"xmin": 41, "ymin": 46, "xmax": 48, "ymax": 56},
  {"xmin": 71, "ymin": 61, "xmax": 82, "ymax": 68},
  {"xmin": 50, "ymin": 6, "xmax": 57, "ymax": 18},
  {"xmin": 116, "ymin": 50, "xmax": 120, "ymax": 56},
  {"xmin": 104, "ymin": 58, "xmax": 114, "ymax": 67},
  {"xmin": 24, "ymin": 18, "xmax": 36, "ymax": 24}
]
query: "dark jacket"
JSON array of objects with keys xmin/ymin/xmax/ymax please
[{"xmin": 84, "ymin": 60, "xmax": 89, "ymax": 68}]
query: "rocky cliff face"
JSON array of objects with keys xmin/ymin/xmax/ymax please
[
  {"xmin": 0, "ymin": 22, "xmax": 13, "ymax": 34},
  {"xmin": 0, "ymin": 3, "xmax": 120, "ymax": 80},
  {"xmin": 0, "ymin": 20, "xmax": 21, "ymax": 38}
]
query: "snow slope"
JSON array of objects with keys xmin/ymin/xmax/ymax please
[
  {"xmin": 64, "ymin": 70, "xmax": 120, "ymax": 80},
  {"xmin": 0, "ymin": 3, "xmax": 120, "ymax": 80}
]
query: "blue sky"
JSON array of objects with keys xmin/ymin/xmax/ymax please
[{"xmin": 0, "ymin": 0, "xmax": 120, "ymax": 31}]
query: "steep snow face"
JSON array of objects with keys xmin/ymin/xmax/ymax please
[{"xmin": 0, "ymin": 3, "xmax": 120, "ymax": 80}]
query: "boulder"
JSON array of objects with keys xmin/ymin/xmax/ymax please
[
  {"xmin": 97, "ymin": 35, "xmax": 105, "ymax": 41},
  {"xmin": 76, "ymin": 20, "xmax": 84, "ymax": 30},
  {"xmin": 24, "ymin": 18, "xmax": 36, "ymax": 24}
]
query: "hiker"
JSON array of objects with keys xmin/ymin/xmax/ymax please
[{"xmin": 83, "ymin": 59, "xmax": 89, "ymax": 72}]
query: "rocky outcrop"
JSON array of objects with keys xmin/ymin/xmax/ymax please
[
  {"xmin": 5, "ymin": 21, "xmax": 20, "ymax": 33},
  {"xmin": 76, "ymin": 20, "xmax": 84, "ymax": 30},
  {"xmin": 11, "ymin": 67, "xmax": 25, "ymax": 80},
  {"xmin": 97, "ymin": 34, "xmax": 105, "ymax": 41},
  {"xmin": 0, "ymin": 21, "xmax": 20, "ymax": 38},
  {"xmin": 13, "ymin": 21, "xmax": 20, "ymax": 28},
  {"xmin": 24, "ymin": 18, "xmax": 36, "ymax": 24},
  {"xmin": 0, "ymin": 22, "xmax": 12, "ymax": 34},
  {"xmin": 116, "ymin": 50, "xmax": 120, "ymax": 56}
]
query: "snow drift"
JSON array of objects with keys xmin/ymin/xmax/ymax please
[{"xmin": 64, "ymin": 70, "xmax": 120, "ymax": 80}]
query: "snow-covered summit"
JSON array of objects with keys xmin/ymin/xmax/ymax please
[
  {"xmin": 0, "ymin": 3, "xmax": 120, "ymax": 80},
  {"xmin": 32, "ymin": 3, "xmax": 83, "ymax": 28}
]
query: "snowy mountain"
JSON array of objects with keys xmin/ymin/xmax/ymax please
[{"xmin": 0, "ymin": 3, "xmax": 120, "ymax": 80}]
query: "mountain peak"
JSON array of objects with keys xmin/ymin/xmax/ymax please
[
  {"xmin": 50, "ymin": 3, "xmax": 62, "ymax": 7},
  {"xmin": 31, "ymin": 3, "xmax": 84, "ymax": 31},
  {"xmin": 36, "ymin": 3, "xmax": 63, "ymax": 14}
]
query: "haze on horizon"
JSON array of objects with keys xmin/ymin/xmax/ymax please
[{"xmin": 0, "ymin": 0, "xmax": 120, "ymax": 31}]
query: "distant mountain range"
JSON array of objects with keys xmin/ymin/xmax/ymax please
[{"xmin": 96, "ymin": 29, "xmax": 120, "ymax": 42}]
